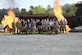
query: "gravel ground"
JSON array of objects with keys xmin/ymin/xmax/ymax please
[
  {"xmin": 0, "ymin": 26, "xmax": 82, "ymax": 55},
  {"xmin": 0, "ymin": 33, "xmax": 82, "ymax": 55}
]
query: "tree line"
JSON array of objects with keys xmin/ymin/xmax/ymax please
[{"xmin": 0, "ymin": 1, "xmax": 82, "ymax": 21}]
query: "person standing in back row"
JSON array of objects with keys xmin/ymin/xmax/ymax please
[
  {"xmin": 62, "ymin": 18, "xmax": 67, "ymax": 33},
  {"xmin": 59, "ymin": 18, "xmax": 67, "ymax": 33}
]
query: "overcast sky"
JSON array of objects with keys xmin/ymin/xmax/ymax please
[{"xmin": 0, "ymin": 0, "xmax": 82, "ymax": 10}]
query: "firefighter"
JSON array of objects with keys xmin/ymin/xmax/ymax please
[
  {"xmin": 62, "ymin": 18, "xmax": 67, "ymax": 33},
  {"xmin": 54, "ymin": 19, "xmax": 59, "ymax": 34},
  {"xmin": 59, "ymin": 19, "xmax": 64, "ymax": 33},
  {"xmin": 59, "ymin": 18, "xmax": 67, "ymax": 33}
]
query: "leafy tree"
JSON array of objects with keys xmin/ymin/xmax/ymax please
[
  {"xmin": 62, "ymin": 4, "xmax": 77, "ymax": 15},
  {"xmin": 28, "ymin": 6, "xmax": 34, "ymax": 14},
  {"xmin": 0, "ymin": 9, "xmax": 7, "ymax": 22},
  {"xmin": 20, "ymin": 8, "xmax": 28, "ymax": 15},
  {"xmin": 30, "ymin": 6, "xmax": 34, "ymax": 10},
  {"xmin": 77, "ymin": 1, "xmax": 82, "ymax": 4},
  {"xmin": 13, "ymin": 8, "xmax": 20, "ymax": 15},
  {"xmin": 68, "ymin": 4, "xmax": 77, "ymax": 15},
  {"xmin": 47, "ymin": 5, "xmax": 54, "ymax": 15},
  {"xmin": 32, "ymin": 5, "xmax": 47, "ymax": 14},
  {"xmin": 47, "ymin": 5, "xmax": 51, "ymax": 11}
]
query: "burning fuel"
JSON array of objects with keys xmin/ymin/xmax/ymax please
[
  {"xmin": 54, "ymin": 0, "xmax": 71, "ymax": 32},
  {"xmin": 1, "ymin": 9, "xmax": 19, "ymax": 33}
]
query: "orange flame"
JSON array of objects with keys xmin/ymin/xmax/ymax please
[
  {"xmin": 54, "ymin": 0, "xmax": 71, "ymax": 32},
  {"xmin": 1, "ymin": 9, "xmax": 19, "ymax": 32},
  {"xmin": 7, "ymin": 9, "xmax": 16, "ymax": 18}
]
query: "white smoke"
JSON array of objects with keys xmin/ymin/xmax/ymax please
[
  {"xmin": 7, "ymin": 0, "xmax": 15, "ymax": 8},
  {"xmin": 0, "ymin": 0, "xmax": 17, "ymax": 8}
]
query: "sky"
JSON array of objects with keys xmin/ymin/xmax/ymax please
[{"xmin": 0, "ymin": 0, "xmax": 82, "ymax": 10}]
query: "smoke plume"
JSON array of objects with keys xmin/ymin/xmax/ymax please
[
  {"xmin": 7, "ymin": 0, "xmax": 15, "ymax": 8},
  {"xmin": 3, "ymin": 0, "xmax": 17, "ymax": 8}
]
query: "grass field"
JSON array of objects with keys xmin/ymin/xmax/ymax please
[{"xmin": 0, "ymin": 24, "xmax": 2, "ymax": 32}]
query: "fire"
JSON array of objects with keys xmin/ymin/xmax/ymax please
[
  {"xmin": 54, "ymin": 0, "xmax": 71, "ymax": 32},
  {"xmin": 1, "ymin": 9, "xmax": 19, "ymax": 33}
]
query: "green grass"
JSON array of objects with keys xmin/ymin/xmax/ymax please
[
  {"xmin": 0, "ymin": 24, "xmax": 2, "ymax": 26},
  {"xmin": 0, "ymin": 24, "xmax": 3, "ymax": 29}
]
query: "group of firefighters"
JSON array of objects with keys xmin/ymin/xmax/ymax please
[
  {"xmin": 1, "ymin": 15, "xmax": 68, "ymax": 34},
  {"xmin": 1, "ymin": 9, "xmax": 68, "ymax": 34},
  {"xmin": 15, "ymin": 18, "xmax": 67, "ymax": 34},
  {"xmin": 2, "ymin": 17, "xmax": 67, "ymax": 34}
]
